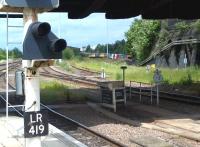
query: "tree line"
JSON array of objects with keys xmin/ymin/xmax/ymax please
[
  {"xmin": 85, "ymin": 39, "xmax": 126, "ymax": 54},
  {"xmin": 83, "ymin": 19, "xmax": 161, "ymax": 62},
  {"xmin": 0, "ymin": 47, "xmax": 22, "ymax": 60}
]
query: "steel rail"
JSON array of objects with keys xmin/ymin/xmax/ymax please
[
  {"xmin": 70, "ymin": 64, "xmax": 101, "ymax": 74},
  {"xmin": 40, "ymin": 66, "xmax": 98, "ymax": 86}
]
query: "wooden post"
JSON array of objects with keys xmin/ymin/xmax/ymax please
[{"xmin": 23, "ymin": 8, "xmax": 41, "ymax": 147}]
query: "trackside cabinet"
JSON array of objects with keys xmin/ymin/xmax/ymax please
[{"xmin": 98, "ymin": 81, "xmax": 126, "ymax": 112}]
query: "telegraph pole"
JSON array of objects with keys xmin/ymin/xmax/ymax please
[{"xmin": 106, "ymin": 19, "xmax": 109, "ymax": 58}]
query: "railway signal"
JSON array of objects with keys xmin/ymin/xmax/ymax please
[
  {"xmin": 22, "ymin": 18, "xmax": 66, "ymax": 147},
  {"xmin": 23, "ymin": 22, "xmax": 67, "ymax": 60}
]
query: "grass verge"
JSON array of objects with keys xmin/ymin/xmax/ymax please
[
  {"xmin": 40, "ymin": 80, "xmax": 89, "ymax": 104},
  {"xmin": 62, "ymin": 58, "xmax": 200, "ymax": 85}
]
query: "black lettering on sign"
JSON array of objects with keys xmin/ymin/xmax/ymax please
[
  {"xmin": 101, "ymin": 88, "xmax": 113, "ymax": 104},
  {"xmin": 115, "ymin": 89, "xmax": 124, "ymax": 100},
  {"xmin": 24, "ymin": 111, "xmax": 48, "ymax": 138}
]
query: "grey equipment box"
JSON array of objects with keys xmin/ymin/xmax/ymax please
[{"xmin": 98, "ymin": 81, "xmax": 126, "ymax": 112}]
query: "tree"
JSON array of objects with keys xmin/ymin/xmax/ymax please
[
  {"xmin": 0, "ymin": 47, "xmax": 22, "ymax": 60},
  {"xmin": 95, "ymin": 44, "xmax": 105, "ymax": 53},
  {"xmin": 9, "ymin": 47, "xmax": 22, "ymax": 58},
  {"xmin": 113, "ymin": 40, "xmax": 126, "ymax": 54},
  {"xmin": 85, "ymin": 45, "xmax": 92, "ymax": 53},
  {"xmin": 93, "ymin": 40, "xmax": 126, "ymax": 54},
  {"xmin": 0, "ymin": 48, "xmax": 6, "ymax": 60},
  {"xmin": 125, "ymin": 19, "xmax": 161, "ymax": 62}
]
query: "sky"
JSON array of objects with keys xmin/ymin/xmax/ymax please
[{"xmin": 0, "ymin": 12, "xmax": 139, "ymax": 50}]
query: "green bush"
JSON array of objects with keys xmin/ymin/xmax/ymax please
[
  {"xmin": 63, "ymin": 48, "xmax": 74, "ymax": 59},
  {"xmin": 191, "ymin": 20, "xmax": 200, "ymax": 32},
  {"xmin": 175, "ymin": 21, "xmax": 190, "ymax": 32},
  {"xmin": 157, "ymin": 29, "xmax": 170, "ymax": 48}
]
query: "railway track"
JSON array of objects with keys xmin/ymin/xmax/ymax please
[
  {"xmin": 0, "ymin": 72, "xmax": 16, "ymax": 90},
  {"xmin": 70, "ymin": 64, "xmax": 101, "ymax": 75},
  {"xmin": 2, "ymin": 93, "xmax": 199, "ymax": 146},
  {"xmin": 41, "ymin": 104, "xmax": 127, "ymax": 147},
  {"xmin": 129, "ymin": 85, "xmax": 200, "ymax": 105},
  {"xmin": 0, "ymin": 93, "xmax": 127, "ymax": 147},
  {"xmin": 0, "ymin": 61, "xmax": 21, "ymax": 72},
  {"xmin": 40, "ymin": 66, "xmax": 98, "ymax": 87},
  {"xmin": 0, "ymin": 60, "xmax": 21, "ymax": 91}
]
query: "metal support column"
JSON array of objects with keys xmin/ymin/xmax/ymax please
[
  {"xmin": 6, "ymin": 13, "xmax": 9, "ymax": 119},
  {"xmin": 22, "ymin": 8, "xmax": 41, "ymax": 147}
]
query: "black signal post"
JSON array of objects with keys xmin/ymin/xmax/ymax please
[{"xmin": 120, "ymin": 65, "xmax": 127, "ymax": 87}]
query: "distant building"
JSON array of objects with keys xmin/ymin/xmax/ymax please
[{"xmin": 80, "ymin": 46, "xmax": 86, "ymax": 52}]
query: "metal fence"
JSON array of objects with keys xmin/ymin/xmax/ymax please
[{"xmin": 129, "ymin": 81, "xmax": 160, "ymax": 105}]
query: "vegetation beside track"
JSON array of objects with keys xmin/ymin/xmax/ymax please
[
  {"xmin": 58, "ymin": 58, "xmax": 200, "ymax": 85},
  {"xmin": 40, "ymin": 80, "xmax": 89, "ymax": 104}
]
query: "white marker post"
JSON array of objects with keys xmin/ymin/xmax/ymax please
[
  {"xmin": 184, "ymin": 54, "xmax": 187, "ymax": 69},
  {"xmin": 101, "ymin": 68, "xmax": 105, "ymax": 79},
  {"xmin": 22, "ymin": 8, "xmax": 41, "ymax": 147}
]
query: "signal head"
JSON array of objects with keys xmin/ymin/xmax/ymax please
[
  {"xmin": 50, "ymin": 39, "xmax": 67, "ymax": 52},
  {"xmin": 32, "ymin": 22, "xmax": 51, "ymax": 37},
  {"xmin": 23, "ymin": 21, "xmax": 66, "ymax": 60}
]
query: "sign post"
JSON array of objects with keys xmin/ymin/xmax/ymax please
[
  {"xmin": 153, "ymin": 69, "xmax": 163, "ymax": 106},
  {"xmin": 120, "ymin": 65, "xmax": 127, "ymax": 87}
]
